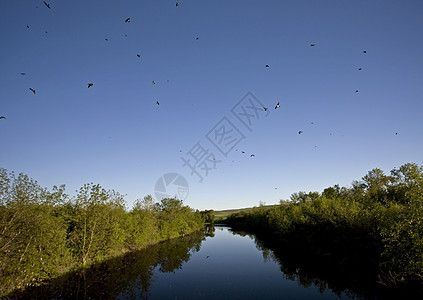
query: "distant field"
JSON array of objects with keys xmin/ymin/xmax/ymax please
[{"xmin": 213, "ymin": 205, "xmax": 279, "ymax": 220}]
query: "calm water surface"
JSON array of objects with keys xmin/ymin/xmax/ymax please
[
  {"xmin": 13, "ymin": 226, "xmax": 368, "ymax": 299},
  {"xmin": 118, "ymin": 226, "xmax": 354, "ymax": 300}
]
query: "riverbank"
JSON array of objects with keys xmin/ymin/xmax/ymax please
[
  {"xmin": 222, "ymin": 163, "xmax": 423, "ymax": 298},
  {"xmin": 0, "ymin": 168, "xmax": 204, "ymax": 297}
]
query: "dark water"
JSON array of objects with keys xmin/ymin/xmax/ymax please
[{"xmin": 11, "ymin": 226, "xmax": 380, "ymax": 299}]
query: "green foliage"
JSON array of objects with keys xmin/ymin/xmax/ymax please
[
  {"xmin": 0, "ymin": 169, "xmax": 204, "ymax": 297},
  {"xmin": 225, "ymin": 163, "xmax": 423, "ymax": 289}
]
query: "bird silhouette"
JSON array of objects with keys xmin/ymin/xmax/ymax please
[
  {"xmin": 275, "ymin": 102, "xmax": 280, "ymax": 109},
  {"xmin": 310, "ymin": 43, "xmax": 316, "ymax": 46},
  {"xmin": 125, "ymin": 18, "xmax": 130, "ymax": 23},
  {"xmin": 310, "ymin": 122, "xmax": 314, "ymax": 124},
  {"xmin": 29, "ymin": 88, "xmax": 36, "ymax": 94},
  {"xmin": 137, "ymin": 54, "xmax": 141, "ymax": 57},
  {"xmin": 26, "ymin": 25, "xmax": 30, "ymax": 29},
  {"xmin": 105, "ymin": 38, "xmax": 109, "ymax": 41},
  {"xmin": 196, "ymin": 37, "xmax": 199, "ymax": 40},
  {"xmin": 43, "ymin": 1, "xmax": 50, "ymax": 9},
  {"xmin": 0, "ymin": 116, "xmax": 6, "ymax": 120},
  {"xmin": 20, "ymin": 73, "xmax": 26, "ymax": 75},
  {"xmin": 298, "ymin": 131, "xmax": 303, "ymax": 134},
  {"xmin": 250, "ymin": 154, "xmax": 255, "ymax": 157},
  {"xmin": 363, "ymin": 50, "xmax": 367, "ymax": 53},
  {"xmin": 265, "ymin": 65, "xmax": 270, "ymax": 68},
  {"xmin": 395, "ymin": 132, "xmax": 398, "ymax": 135},
  {"xmin": 206, "ymin": 256, "xmax": 210, "ymax": 259},
  {"xmin": 358, "ymin": 68, "xmax": 362, "ymax": 71},
  {"xmin": 263, "ymin": 107, "xmax": 268, "ymax": 111},
  {"xmin": 355, "ymin": 90, "xmax": 359, "ymax": 93},
  {"xmin": 241, "ymin": 151, "xmax": 245, "ymax": 154},
  {"xmin": 156, "ymin": 101, "xmax": 160, "ymax": 105},
  {"xmin": 176, "ymin": 3, "xmax": 179, "ymax": 6},
  {"xmin": 88, "ymin": 83, "xmax": 93, "ymax": 88},
  {"xmin": 152, "ymin": 80, "xmax": 155, "ymax": 84}
]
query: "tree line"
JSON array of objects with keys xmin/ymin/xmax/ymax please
[
  {"xmin": 0, "ymin": 168, "xmax": 204, "ymax": 297},
  {"xmin": 225, "ymin": 163, "xmax": 423, "ymax": 293}
]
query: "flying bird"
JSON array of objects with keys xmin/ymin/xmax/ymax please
[
  {"xmin": 395, "ymin": 132, "xmax": 398, "ymax": 135},
  {"xmin": 206, "ymin": 256, "xmax": 210, "ymax": 259},
  {"xmin": 176, "ymin": 3, "xmax": 179, "ymax": 6},
  {"xmin": 88, "ymin": 83, "xmax": 93, "ymax": 88},
  {"xmin": 156, "ymin": 101, "xmax": 160, "ymax": 105},
  {"xmin": 355, "ymin": 90, "xmax": 359, "ymax": 93},
  {"xmin": 137, "ymin": 54, "xmax": 141, "ymax": 57},
  {"xmin": 363, "ymin": 50, "xmax": 367, "ymax": 53},
  {"xmin": 263, "ymin": 107, "xmax": 268, "ymax": 111},
  {"xmin": 152, "ymin": 80, "xmax": 155, "ymax": 84},
  {"xmin": 125, "ymin": 18, "xmax": 130, "ymax": 23},
  {"xmin": 265, "ymin": 65, "xmax": 270, "ymax": 68},
  {"xmin": 298, "ymin": 131, "xmax": 303, "ymax": 134},
  {"xmin": 241, "ymin": 151, "xmax": 245, "ymax": 154},
  {"xmin": 310, "ymin": 122, "xmax": 314, "ymax": 124},
  {"xmin": 196, "ymin": 37, "xmax": 199, "ymax": 40},
  {"xmin": 250, "ymin": 154, "xmax": 255, "ymax": 157},
  {"xmin": 0, "ymin": 116, "xmax": 6, "ymax": 120},
  {"xmin": 358, "ymin": 68, "xmax": 362, "ymax": 71},
  {"xmin": 105, "ymin": 38, "xmax": 109, "ymax": 41},
  {"xmin": 275, "ymin": 102, "xmax": 280, "ymax": 109},
  {"xmin": 43, "ymin": 1, "xmax": 50, "ymax": 9},
  {"xmin": 310, "ymin": 43, "xmax": 316, "ymax": 46},
  {"xmin": 26, "ymin": 25, "xmax": 30, "ymax": 29},
  {"xmin": 20, "ymin": 73, "xmax": 26, "ymax": 75},
  {"xmin": 29, "ymin": 88, "xmax": 36, "ymax": 94}
]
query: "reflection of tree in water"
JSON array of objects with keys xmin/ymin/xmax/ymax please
[
  {"xmin": 9, "ymin": 231, "xmax": 206, "ymax": 299},
  {"xmin": 229, "ymin": 228, "xmax": 373, "ymax": 299}
]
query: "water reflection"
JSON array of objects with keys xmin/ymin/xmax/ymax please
[{"xmin": 228, "ymin": 228, "xmax": 378, "ymax": 300}]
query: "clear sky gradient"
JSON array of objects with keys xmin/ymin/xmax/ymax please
[{"xmin": 1, "ymin": 0, "xmax": 422, "ymax": 210}]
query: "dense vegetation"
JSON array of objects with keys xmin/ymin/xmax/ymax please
[
  {"xmin": 0, "ymin": 168, "xmax": 204, "ymax": 297},
  {"xmin": 225, "ymin": 163, "xmax": 423, "ymax": 293}
]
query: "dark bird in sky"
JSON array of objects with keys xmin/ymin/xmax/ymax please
[
  {"xmin": 355, "ymin": 90, "xmax": 359, "ymax": 93},
  {"xmin": 311, "ymin": 122, "xmax": 314, "ymax": 124},
  {"xmin": 88, "ymin": 83, "xmax": 93, "ymax": 88},
  {"xmin": 29, "ymin": 88, "xmax": 36, "ymax": 94},
  {"xmin": 26, "ymin": 25, "xmax": 29, "ymax": 29},
  {"xmin": 105, "ymin": 38, "xmax": 109, "ymax": 41},
  {"xmin": 43, "ymin": 1, "xmax": 50, "ymax": 9},
  {"xmin": 265, "ymin": 64, "xmax": 270, "ymax": 68},
  {"xmin": 137, "ymin": 54, "xmax": 141, "ymax": 57},
  {"xmin": 176, "ymin": 3, "xmax": 179, "ymax": 6},
  {"xmin": 196, "ymin": 37, "xmax": 199, "ymax": 40},
  {"xmin": 152, "ymin": 80, "xmax": 156, "ymax": 84},
  {"xmin": 45, "ymin": 31, "xmax": 48, "ymax": 34},
  {"xmin": 0, "ymin": 116, "xmax": 6, "ymax": 120},
  {"xmin": 241, "ymin": 151, "xmax": 245, "ymax": 154},
  {"xmin": 275, "ymin": 102, "xmax": 280, "ymax": 109},
  {"xmin": 20, "ymin": 73, "xmax": 25, "ymax": 75},
  {"xmin": 363, "ymin": 50, "xmax": 367, "ymax": 53},
  {"xmin": 250, "ymin": 154, "xmax": 255, "ymax": 157},
  {"xmin": 125, "ymin": 18, "xmax": 130, "ymax": 23},
  {"xmin": 358, "ymin": 68, "xmax": 362, "ymax": 71},
  {"xmin": 395, "ymin": 132, "xmax": 398, "ymax": 135},
  {"xmin": 156, "ymin": 101, "xmax": 160, "ymax": 105},
  {"xmin": 310, "ymin": 43, "xmax": 316, "ymax": 46},
  {"xmin": 263, "ymin": 107, "xmax": 268, "ymax": 111},
  {"xmin": 298, "ymin": 131, "xmax": 303, "ymax": 134},
  {"xmin": 206, "ymin": 256, "xmax": 210, "ymax": 259}
]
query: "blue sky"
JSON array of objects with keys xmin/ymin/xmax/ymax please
[{"xmin": 1, "ymin": 0, "xmax": 422, "ymax": 210}]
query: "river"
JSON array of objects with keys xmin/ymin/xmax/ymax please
[{"xmin": 11, "ymin": 226, "xmax": 379, "ymax": 299}]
